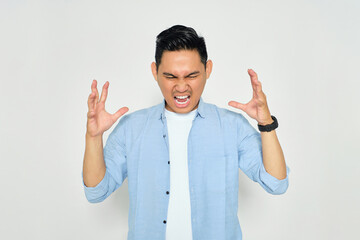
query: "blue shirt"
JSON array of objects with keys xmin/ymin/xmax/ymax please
[{"xmin": 82, "ymin": 96, "xmax": 290, "ymax": 240}]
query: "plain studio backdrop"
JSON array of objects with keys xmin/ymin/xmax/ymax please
[{"xmin": 0, "ymin": 0, "xmax": 359, "ymax": 239}]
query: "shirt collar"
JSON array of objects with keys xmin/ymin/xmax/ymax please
[{"xmin": 158, "ymin": 96, "xmax": 206, "ymax": 121}]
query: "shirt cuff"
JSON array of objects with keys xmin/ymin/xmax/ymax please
[
  {"xmin": 82, "ymin": 170, "xmax": 110, "ymax": 203},
  {"xmin": 259, "ymin": 163, "xmax": 290, "ymax": 195}
]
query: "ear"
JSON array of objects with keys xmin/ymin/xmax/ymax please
[
  {"xmin": 205, "ymin": 60, "xmax": 213, "ymax": 79},
  {"xmin": 151, "ymin": 62, "xmax": 158, "ymax": 82}
]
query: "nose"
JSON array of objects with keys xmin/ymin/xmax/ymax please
[{"xmin": 175, "ymin": 78, "xmax": 189, "ymax": 92}]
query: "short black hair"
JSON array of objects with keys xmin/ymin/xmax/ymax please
[{"xmin": 155, "ymin": 25, "xmax": 208, "ymax": 72}]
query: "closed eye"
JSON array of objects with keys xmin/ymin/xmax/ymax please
[{"xmin": 186, "ymin": 75, "xmax": 200, "ymax": 79}]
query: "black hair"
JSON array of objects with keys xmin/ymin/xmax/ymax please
[{"xmin": 155, "ymin": 25, "xmax": 208, "ymax": 72}]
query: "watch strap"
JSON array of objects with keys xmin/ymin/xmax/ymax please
[{"xmin": 258, "ymin": 115, "xmax": 278, "ymax": 132}]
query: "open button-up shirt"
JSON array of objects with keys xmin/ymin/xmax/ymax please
[{"xmin": 82, "ymin": 96, "xmax": 290, "ymax": 240}]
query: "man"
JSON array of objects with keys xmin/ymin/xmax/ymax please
[{"xmin": 82, "ymin": 25, "xmax": 290, "ymax": 240}]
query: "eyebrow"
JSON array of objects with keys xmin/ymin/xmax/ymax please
[{"xmin": 162, "ymin": 71, "xmax": 200, "ymax": 78}]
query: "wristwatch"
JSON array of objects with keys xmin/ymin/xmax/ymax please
[{"xmin": 258, "ymin": 115, "xmax": 278, "ymax": 132}]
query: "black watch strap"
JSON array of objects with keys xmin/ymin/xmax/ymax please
[{"xmin": 258, "ymin": 115, "xmax": 278, "ymax": 132}]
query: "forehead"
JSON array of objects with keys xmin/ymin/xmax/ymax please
[{"xmin": 159, "ymin": 50, "xmax": 203, "ymax": 74}]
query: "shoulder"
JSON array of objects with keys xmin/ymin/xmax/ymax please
[
  {"xmin": 206, "ymin": 102, "xmax": 257, "ymax": 135},
  {"xmin": 206, "ymin": 102, "xmax": 248, "ymax": 123},
  {"xmin": 117, "ymin": 102, "xmax": 161, "ymax": 126},
  {"xmin": 124, "ymin": 105, "xmax": 153, "ymax": 121},
  {"xmin": 110, "ymin": 103, "xmax": 160, "ymax": 140}
]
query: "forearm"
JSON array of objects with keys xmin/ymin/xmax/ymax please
[
  {"xmin": 260, "ymin": 129, "xmax": 287, "ymax": 180},
  {"xmin": 83, "ymin": 133, "xmax": 106, "ymax": 187}
]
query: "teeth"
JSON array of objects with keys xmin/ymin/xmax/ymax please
[
  {"xmin": 175, "ymin": 95, "xmax": 189, "ymax": 99},
  {"xmin": 175, "ymin": 97, "xmax": 190, "ymax": 105}
]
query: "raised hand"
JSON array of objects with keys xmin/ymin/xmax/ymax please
[
  {"xmin": 228, "ymin": 69, "xmax": 273, "ymax": 125},
  {"xmin": 86, "ymin": 80, "xmax": 129, "ymax": 137}
]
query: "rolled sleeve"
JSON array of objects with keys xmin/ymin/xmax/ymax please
[
  {"xmin": 82, "ymin": 170, "xmax": 111, "ymax": 203},
  {"xmin": 258, "ymin": 163, "xmax": 290, "ymax": 194},
  {"xmin": 82, "ymin": 115, "xmax": 129, "ymax": 203},
  {"xmin": 237, "ymin": 113, "xmax": 290, "ymax": 195}
]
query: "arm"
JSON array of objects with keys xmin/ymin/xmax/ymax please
[
  {"xmin": 237, "ymin": 115, "xmax": 289, "ymax": 195},
  {"xmin": 82, "ymin": 79, "xmax": 129, "ymax": 201},
  {"xmin": 260, "ymin": 127, "xmax": 287, "ymax": 180},
  {"xmin": 229, "ymin": 69, "xmax": 289, "ymax": 183},
  {"xmin": 83, "ymin": 133, "xmax": 105, "ymax": 187}
]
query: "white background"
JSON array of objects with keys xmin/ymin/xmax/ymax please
[{"xmin": 1, "ymin": 0, "xmax": 359, "ymax": 239}]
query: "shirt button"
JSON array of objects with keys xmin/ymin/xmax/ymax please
[
  {"xmin": 166, "ymin": 191, "xmax": 169, "ymax": 195},
  {"xmin": 163, "ymin": 134, "xmax": 166, "ymax": 138},
  {"xmin": 163, "ymin": 220, "xmax": 167, "ymax": 224},
  {"xmin": 168, "ymin": 161, "xmax": 170, "ymax": 164}
]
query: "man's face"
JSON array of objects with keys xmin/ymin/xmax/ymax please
[{"xmin": 151, "ymin": 49, "xmax": 213, "ymax": 113}]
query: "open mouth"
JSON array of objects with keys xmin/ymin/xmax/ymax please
[{"xmin": 174, "ymin": 95, "xmax": 190, "ymax": 107}]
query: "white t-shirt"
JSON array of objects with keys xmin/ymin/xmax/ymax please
[{"xmin": 164, "ymin": 107, "xmax": 197, "ymax": 240}]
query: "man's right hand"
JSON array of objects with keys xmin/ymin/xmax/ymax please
[{"xmin": 86, "ymin": 80, "xmax": 129, "ymax": 138}]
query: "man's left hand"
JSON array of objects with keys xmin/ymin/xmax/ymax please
[{"xmin": 228, "ymin": 69, "xmax": 273, "ymax": 125}]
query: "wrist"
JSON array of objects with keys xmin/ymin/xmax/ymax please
[
  {"xmin": 258, "ymin": 118, "xmax": 273, "ymax": 125},
  {"xmin": 86, "ymin": 131, "xmax": 103, "ymax": 140}
]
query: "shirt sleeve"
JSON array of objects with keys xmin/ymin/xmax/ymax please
[
  {"xmin": 237, "ymin": 114, "xmax": 290, "ymax": 195},
  {"xmin": 82, "ymin": 115, "xmax": 129, "ymax": 203}
]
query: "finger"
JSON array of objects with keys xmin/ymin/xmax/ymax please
[
  {"xmin": 88, "ymin": 80, "xmax": 97, "ymax": 110},
  {"xmin": 112, "ymin": 107, "xmax": 129, "ymax": 122},
  {"xmin": 91, "ymin": 79, "xmax": 100, "ymax": 106},
  {"xmin": 248, "ymin": 69, "xmax": 262, "ymax": 94},
  {"xmin": 228, "ymin": 101, "xmax": 246, "ymax": 111},
  {"xmin": 87, "ymin": 109, "xmax": 96, "ymax": 119},
  {"xmin": 87, "ymin": 91, "xmax": 96, "ymax": 112},
  {"xmin": 99, "ymin": 81, "xmax": 109, "ymax": 103}
]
